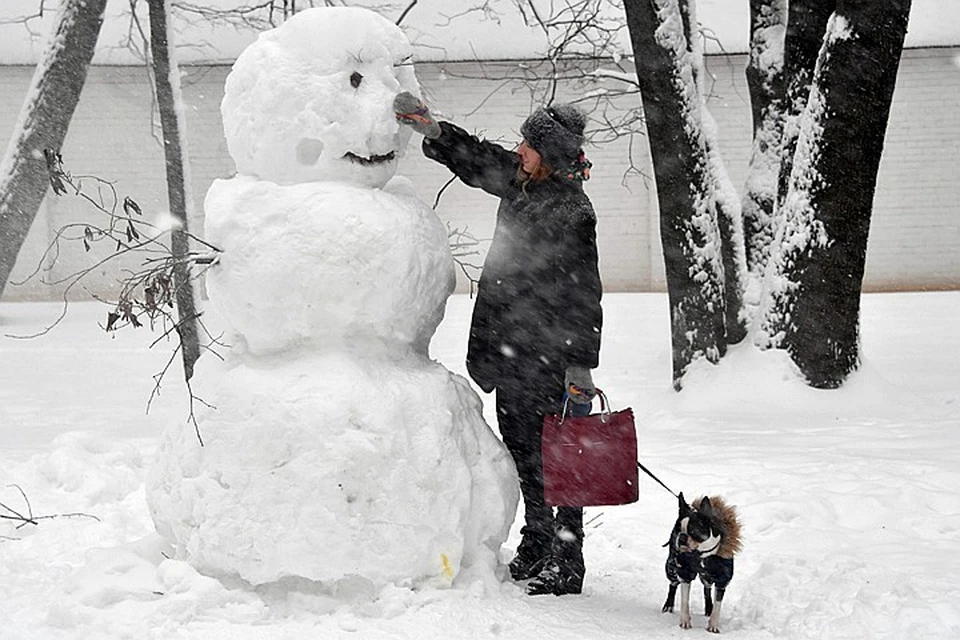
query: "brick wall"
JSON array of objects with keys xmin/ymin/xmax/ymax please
[
  {"xmin": 1, "ymin": 48, "xmax": 957, "ymax": 301},
  {"xmin": 0, "ymin": 64, "xmax": 234, "ymax": 302}
]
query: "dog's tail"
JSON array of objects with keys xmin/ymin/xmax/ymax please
[{"xmin": 696, "ymin": 495, "xmax": 743, "ymax": 559}]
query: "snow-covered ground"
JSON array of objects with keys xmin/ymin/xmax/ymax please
[{"xmin": 1, "ymin": 292, "xmax": 959, "ymax": 639}]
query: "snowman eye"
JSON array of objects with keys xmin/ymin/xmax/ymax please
[{"xmin": 350, "ymin": 71, "xmax": 363, "ymax": 89}]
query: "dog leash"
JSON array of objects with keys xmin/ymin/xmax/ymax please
[{"xmin": 636, "ymin": 461, "xmax": 678, "ymax": 498}]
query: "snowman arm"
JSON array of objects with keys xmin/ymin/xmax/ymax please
[{"xmin": 422, "ymin": 122, "xmax": 519, "ymax": 199}]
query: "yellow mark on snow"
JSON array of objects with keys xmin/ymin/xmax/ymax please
[{"xmin": 440, "ymin": 553, "xmax": 454, "ymax": 579}]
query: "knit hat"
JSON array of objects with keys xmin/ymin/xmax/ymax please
[{"xmin": 520, "ymin": 103, "xmax": 586, "ymax": 171}]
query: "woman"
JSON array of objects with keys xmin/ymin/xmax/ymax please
[{"xmin": 395, "ymin": 93, "xmax": 603, "ymax": 596}]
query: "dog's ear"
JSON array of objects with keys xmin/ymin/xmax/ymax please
[
  {"xmin": 698, "ymin": 496, "xmax": 715, "ymax": 520},
  {"xmin": 678, "ymin": 492, "xmax": 691, "ymax": 516}
]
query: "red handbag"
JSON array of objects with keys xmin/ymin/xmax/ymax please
[{"xmin": 541, "ymin": 390, "xmax": 639, "ymax": 507}]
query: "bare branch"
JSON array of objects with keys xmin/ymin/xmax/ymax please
[
  {"xmin": 0, "ymin": 0, "xmax": 50, "ymax": 36},
  {"xmin": 395, "ymin": 0, "xmax": 417, "ymax": 25},
  {"xmin": 432, "ymin": 175, "xmax": 458, "ymax": 210},
  {"xmin": 431, "ymin": 1, "xmax": 646, "ymax": 153},
  {"xmin": 6, "ymin": 155, "xmax": 224, "ymax": 441},
  {"xmin": 435, "ymin": 2, "xmax": 503, "ymax": 29},
  {"xmin": 447, "ymin": 224, "xmax": 487, "ymax": 298},
  {"xmin": 1, "ymin": 484, "xmax": 100, "ymax": 533}
]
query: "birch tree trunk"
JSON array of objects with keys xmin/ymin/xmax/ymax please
[
  {"xmin": 148, "ymin": 0, "xmax": 201, "ymax": 380},
  {"xmin": 0, "ymin": 0, "xmax": 107, "ymax": 300},
  {"xmin": 759, "ymin": 0, "xmax": 912, "ymax": 388}
]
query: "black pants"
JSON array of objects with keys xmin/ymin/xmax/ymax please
[{"xmin": 495, "ymin": 371, "xmax": 583, "ymax": 538}]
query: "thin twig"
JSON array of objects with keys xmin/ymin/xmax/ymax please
[
  {"xmin": 396, "ymin": 0, "xmax": 417, "ymax": 25},
  {"xmin": 1, "ymin": 484, "xmax": 100, "ymax": 531},
  {"xmin": 433, "ymin": 175, "xmax": 458, "ymax": 210}
]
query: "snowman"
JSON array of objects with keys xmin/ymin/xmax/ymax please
[{"xmin": 146, "ymin": 7, "xmax": 518, "ymax": 591}]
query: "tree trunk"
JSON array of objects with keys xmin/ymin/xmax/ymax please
[
  {"xmin": 712, "ymin": 147, "xmax": 748, "ymax": 346},
  {"xmin": 623, "ymin": 0, "xmax": 728, "ymax": 388},
  {"xmin": 755, "ymin": 0, "xmax": 834, "ymax": 353},
  {"xmin": 774, "ymin": 0, "xmax": 834, "ymax": 212},
  {"xmin": 148, "ymin": 0, "xmax": 201, "ymax": 381},
  {"xmin": 0, "ymin": 0, "xmax": 107, "ymax": 300},
  {"xmin": 685, "ymin": 0, "xmax": 748, "ymax": 346},
  {"xmin": 741, "ymin": 0, "xmax": 786, "ymax": 291},
  {"xmin": 759, "ymin": 0, "xmax": 912, "ymax": 388}
]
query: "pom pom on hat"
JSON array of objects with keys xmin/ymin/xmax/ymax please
[{"xmin": 520, "ymin": 103, "xmax": 586, "ymax": 171}]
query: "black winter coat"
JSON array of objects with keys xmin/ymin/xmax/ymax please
[{"xmin": 423, "ymin": 122, "xmax": 603, "ymax": 393}]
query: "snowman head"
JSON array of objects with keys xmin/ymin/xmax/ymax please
[{"xmin": 221, "ymin": 7, "xmax": 420, "ymax": 188}]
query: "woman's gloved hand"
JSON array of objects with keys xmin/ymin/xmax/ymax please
[
  {"xmin": 564, "ymin": 366, "xmax": 596, "ymax": 404},
  {"xmin": 394, "ymin": 91, "xmax": 441, "ymax": 139}
]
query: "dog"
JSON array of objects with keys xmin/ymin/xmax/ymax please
[{"xmin": 662, "ymin": 492, "xmax": 742, "ymax": 633}]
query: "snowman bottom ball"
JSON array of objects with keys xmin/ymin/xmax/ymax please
[{"xmin": 145, "ymin": 353, "xmax": 519, "ymax": 588}]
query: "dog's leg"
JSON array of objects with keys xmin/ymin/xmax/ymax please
[
  {"xmin": 703, "ymin": 583, "xmax": 713, "ymax": 615},
  {"xmin": 662, "ymin": 583, "xmax": 678, "ymax": 613},
  {"xmin": 679, "ymin": 582, "xmax": 692, "ymax": 629},
  {"xmin": 706, "ymin": 587, "xmax": 725, "ymax": 634}
]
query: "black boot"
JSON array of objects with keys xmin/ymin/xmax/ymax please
[
  {"xmin": 527, "ymin": 524, "xmax": 584, "ymax": 596},
  {"xmin": 509, "ymin": 526, "xmax": 552, "ymax": 580}
]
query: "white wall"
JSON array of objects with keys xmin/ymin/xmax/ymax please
[{"xmin": 1, "ymin": 48, "xmax": 958, "ymax": 302}]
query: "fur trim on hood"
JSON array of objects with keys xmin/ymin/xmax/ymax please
[{"xmin": 693, "ymin": 495, "xmax": 743, "ymax": 559}]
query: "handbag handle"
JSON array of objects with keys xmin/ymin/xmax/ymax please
[{"xmin": 559, "ymin": 387, "xmax": 611, "ymax": 425}]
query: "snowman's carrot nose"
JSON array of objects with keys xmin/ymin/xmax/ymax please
[{"xmin": 396, "ymin": 109, "xmax": 432, "ymax": 126}]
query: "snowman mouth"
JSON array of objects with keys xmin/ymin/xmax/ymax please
[{"xmin": 344, "ymin": 151, "xmax": 396, "ymax": 166}]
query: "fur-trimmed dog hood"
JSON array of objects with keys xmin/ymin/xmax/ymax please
[
  {"xmin": 692, "ymin": 495, "xmax": 743, "ymax": 559},
  {"xmin": 520, "ymin": 104, "xmax": 586, "ymax": 170}
]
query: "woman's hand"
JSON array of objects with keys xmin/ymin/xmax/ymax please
[
  {"xmin": 394, "ymin": 92, "xmax": 441, "ymax": 139},
  {"xmin": 564, "ymin": 366, "xmax": 596, "ymax": 404}
]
